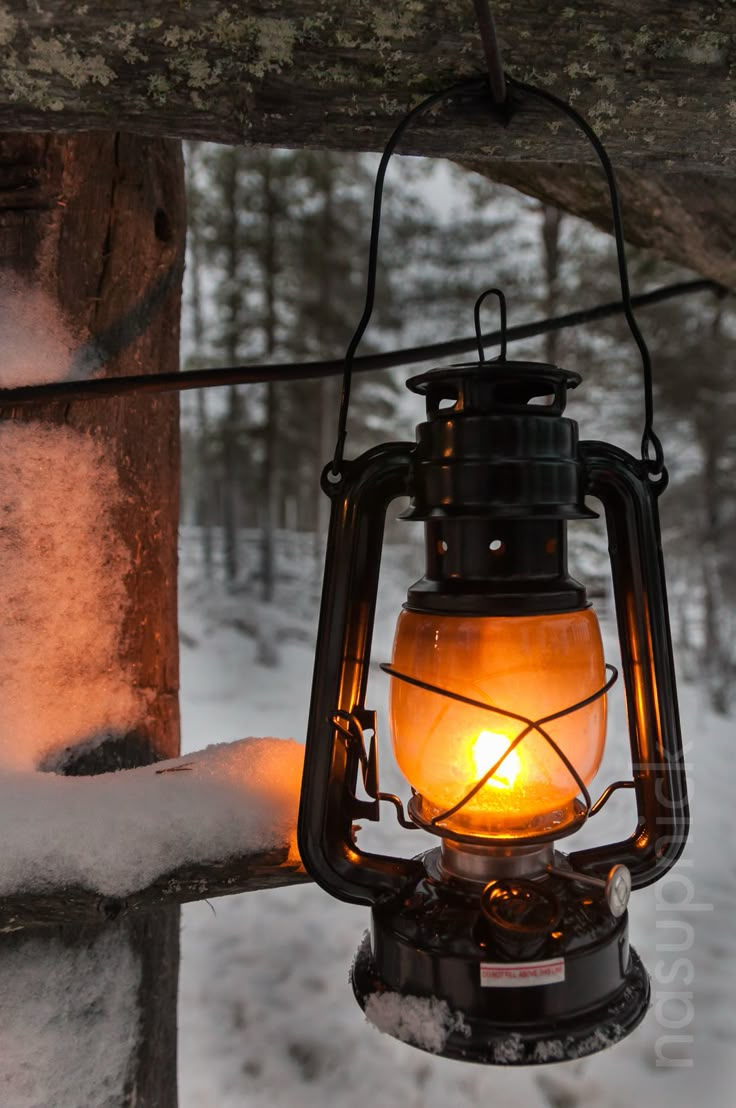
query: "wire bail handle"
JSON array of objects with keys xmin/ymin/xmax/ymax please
[
  {"xmin": 330, "ymin": 67, "xmax": 667, "ymax": 487},
  {"xmin": 474, "ymin": 287, "xmax": 508, "ymax": 363}
]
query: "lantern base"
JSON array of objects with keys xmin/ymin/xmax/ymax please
[{"xmin": 351, "ymin": 855, "xmax": 651, "ymax": 1065}]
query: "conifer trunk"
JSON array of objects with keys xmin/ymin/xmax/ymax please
[
  {"xmin": 260, "ymin": 158, "xmax": 278, "ymax": 606},
  {"xmin": 222, "ymin": 148, "xmax": 242, "ymax": 584},
  {"xmin": 315, "ymin": 172, "xmax": 336, "ymax": 574},
  {"xmin": 0, "ymin": 132, "xmax": 183, "ymax": 1106},
  {"xmin": 188, "ymin": 178, "xmax": 214, "ymax": 578},
  {"xmin": 699, "ymin": 309, "xmax": 730, "ymax": 715},
  {"xmin": 540, "ymin": 203, "xmax": 563, "ymax": 366}
]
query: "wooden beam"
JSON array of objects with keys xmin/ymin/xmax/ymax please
[
  {"xmin": 469, "ymin": 162, "xmax": 736, "ymax": 290},
  {"xmin": 0, "ymin": 2, "xmax": 733, "ymax": 174},
  {"xmin": 0, "ymin": 851, "xmax": 309, "ymax": 933},
  {"xmin": 1, "ymin": 3, "xmax": 734, "ymax": 287}
]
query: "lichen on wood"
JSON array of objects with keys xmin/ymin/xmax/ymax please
[{"xmin": 0, "ymin": 1, "xmax": 733, "ymax": 175}]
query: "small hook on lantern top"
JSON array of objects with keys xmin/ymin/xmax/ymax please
[{"xmin": 474, "ymin": 287, "xmax": 508, "ymax": 364}]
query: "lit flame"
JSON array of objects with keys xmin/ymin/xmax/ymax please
[{"xmin": 471, "ymin": 730, "xmax": 521, "ymax": 790}]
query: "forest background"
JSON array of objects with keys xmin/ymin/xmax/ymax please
[{"xmin": 180, "ymin": 144, "xmax": 735, "ymax": 714}]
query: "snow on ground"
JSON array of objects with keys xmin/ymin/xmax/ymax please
[{"xmin": 178, "ymin": 530, "xmax": 735, "ymax": 1108}]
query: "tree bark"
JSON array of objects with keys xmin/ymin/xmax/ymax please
[{"xmin": 0, "ymin": 133, "xmax": 183, "ymax": 1106}]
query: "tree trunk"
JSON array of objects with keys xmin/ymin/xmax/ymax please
[
  {"xmin": 260, "ymin": 158, "xmax": 279, "ymax": 608},
  {"xmin": 0, "ymin": 133, "xmax": 183, "ymax": 1106},
  {"xmin": 186, "ymin": 150, "xmax": 214, "ymax": 578},
  {"xmin": 540, "ymin": 203, "xmax": 563, "ymax": 366},
  {"xmin": 196, "ymin": 389, "xmax": 214, "ymax": 577},
  {"xmin": 699, "ymin": 309, "xmax": 730, "ymax": 716},
  {"xmin": 314, "ymin": 171, "xmax": 336, "ymax": 582},
  {"xmin": 222, "ymin": 148, "xmax": 242, "ymax": 585}
]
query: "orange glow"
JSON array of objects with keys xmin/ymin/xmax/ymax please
[
  {"xmin": 470, "ymin": 731, "xmax": 521, "ymax": 789},
  {"xmin": 389, "ymin": 608, "xmax": 607, "ymax": 839}
]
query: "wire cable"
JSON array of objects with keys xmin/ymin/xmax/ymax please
[{"xmin": 0, "ymin": 277, "xmax": 719, "ymax": 410}]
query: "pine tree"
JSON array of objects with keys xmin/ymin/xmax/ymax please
[{"xmin": 183, "ymin": 142, "xmax": 214, "ymax": 579}]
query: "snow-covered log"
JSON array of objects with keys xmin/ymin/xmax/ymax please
[{"xmin": 0, "ymin": 739, "xmax": 309, "ymax": 933}]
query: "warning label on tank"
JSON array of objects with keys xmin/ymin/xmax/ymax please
[{"xmin": 480, "ymin": 958, "xmax": 566, "ymax": 987}]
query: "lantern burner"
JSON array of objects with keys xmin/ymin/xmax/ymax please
[{"xmin": 436, "ymin": 839, "xmax": 554, "ymax": 883}]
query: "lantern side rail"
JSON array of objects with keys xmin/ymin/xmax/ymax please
[
  {"xmin": 569, "ymin": 440, "xmax": 690, "ymax": 888},
  {"xmin": 297, "ymin": 442, "xmax": 424, "ymax": 907}
]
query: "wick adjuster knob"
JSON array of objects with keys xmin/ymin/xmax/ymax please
[{"xmin": 547, "ymin": 863, "xmax": 632, "ymax": 918}]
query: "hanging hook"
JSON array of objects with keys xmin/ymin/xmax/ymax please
[
  {"xmin": 471, "ymin": 0, "xmax": 507, "ymax": 106},
  {"xmin": 474, "ymin": 287, "xmax": 508, "ymax": 363}
]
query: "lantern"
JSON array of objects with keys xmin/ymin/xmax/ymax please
[
  {"xmin": 297, "ymin": 318, "xmax": 689, "ymax": 1063},
  {"xmin": 298, "ymin": 76, "xmax": 689, "ymax": 1065}
]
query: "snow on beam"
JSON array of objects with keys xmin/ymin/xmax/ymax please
[{"xmin": 0, "ymin": 738, "xmax": 310, "ymax": 932}]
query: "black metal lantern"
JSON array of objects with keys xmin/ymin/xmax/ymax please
[{"xmin": 298, "ymin": 77, "xmax": 689, "ymax": 1065}]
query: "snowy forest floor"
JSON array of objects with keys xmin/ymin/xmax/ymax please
[{"xmin": 176, "ymin": 528, "xmax": 735, "ymax": 1108}]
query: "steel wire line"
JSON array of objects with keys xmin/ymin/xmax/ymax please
[{"xmin": 0, "ymin": 277, "xmax": 719, "ymax": 411}]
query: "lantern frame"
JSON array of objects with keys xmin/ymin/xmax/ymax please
[
  {"xmin": 293, "ymin": 59, "xmax": 694, "ymax": 1061},
  {"xmin": 297, "ymin": 349, "xmax": 689, "ymax": 1063}
]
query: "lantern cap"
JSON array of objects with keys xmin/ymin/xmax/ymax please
[
  {"xmin": 406, "ymin": 360, "xmax": 581, "ymax": 419},
  {"xmin": 401, "ymin": 358, "xmax": 593, "ymax": 525},
  {"xmin": 401, "ymin": 358, "xmax": 594, "ymax": 615}
]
